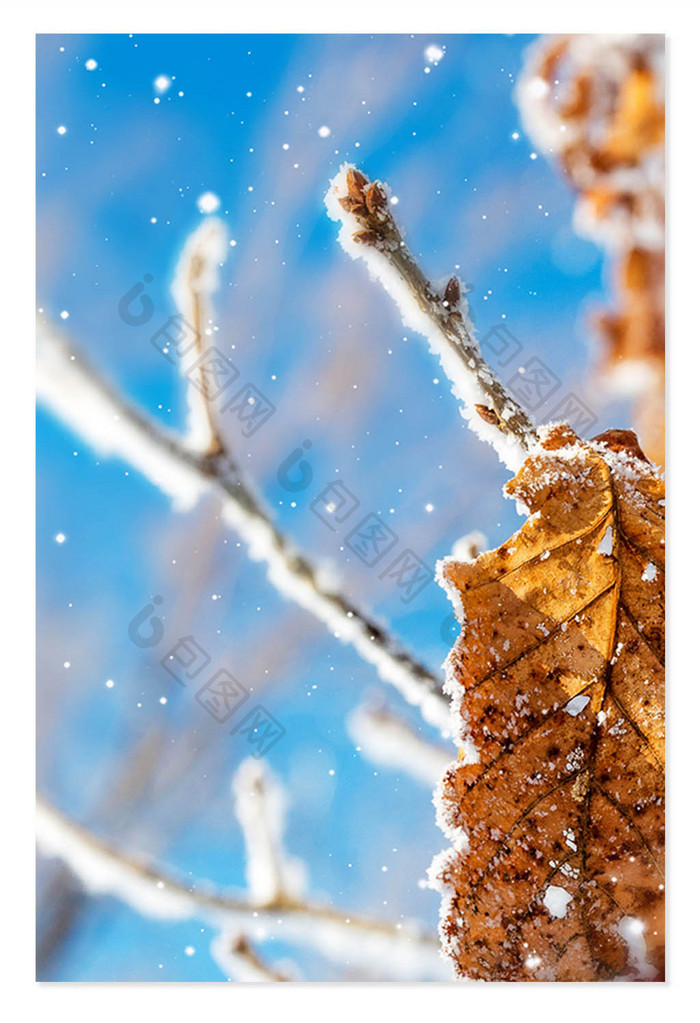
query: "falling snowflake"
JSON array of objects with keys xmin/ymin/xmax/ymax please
[
  {"xmin": 197, "ymin": 192, "xmax": 221, "ymax": 214},
  {"xmin": 424, "ymin": 45, "xmax": 444, "ymax": 65}
]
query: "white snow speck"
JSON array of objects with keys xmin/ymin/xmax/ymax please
[
  {"xmin": 59, "ymin": 310, "xmax": 69, "ymax": 320},
  {"xmin": 196, "ymin": 192, "xmax": 221, "ymax": 214},
  {"xmin": 424, "ymin": 45, "xmax": 444, "ymax": 65},
  {"xmin": 618, "ymin": 916, "xmax": 657, "ymax": 980},
  {"xmin": 85, "ymin": 59, "xmax": 97, "ymax": 71},
  {"xmin": 154, "ymin": 75, "xmax": 171, "ymax": 94},
  {"xmin": 565, "ymin": 694, "xmax": 590, "ymax": 717},
  {"xmin": 55, "ymin": 532, "xmax": 66, "ymax": 544},
  {"xmin": 598, "ymin": 525, "xmax": 613, "ymax": 556},
  {"xmin": 57, "ymin": 125, "xmax": 67, "ymax": 136},
  {"xmin": 318, "ymin": 125, "xmax": 331, "ymax": 138},
  {"xmin": 543, "ymin": 885, "xmax": 573, "ymax": 919},
  {"xmin": 642, "ymin": 562, "xmax": 657, "ymax": 582},
  {"xmin": 527, "ymin": 77, "xmax": 550, "ymax": 100}
]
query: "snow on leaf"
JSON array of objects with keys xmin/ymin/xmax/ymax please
[
  {"xmin": 433, "ymin": 424, "xmax": 665, "ymax": 981},
  {"xmin": 543, "ymin": 884, "xmax": 573, "ymax": 919}
]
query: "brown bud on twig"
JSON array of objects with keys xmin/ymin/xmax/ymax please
[
  {"xmin": 365, "ymin": 181, "xmax": 387, "ymax": 216},
  {"xmin": 474, "ymin": 404, "xmax": 501, "ymax": 426},
  {"xmin": 444, "ymin": 276, "xmax": 461, "ymax": 307},
  {"xmin": 346, "ymin": 168, "xmax": 369, "ymax": 205},
  {"xmin": 338, "ymin": 195, "xmax": 367, "ymax": 215},
  {"xmin": 353, "ymin": 229, "xmax": 380, "ymax": 247}
]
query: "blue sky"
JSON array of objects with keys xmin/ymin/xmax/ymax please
[{"xmin": 36, "ymin": 33, "xmax": 617, "ymax": 981}]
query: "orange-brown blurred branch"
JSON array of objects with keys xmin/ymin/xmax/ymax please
[{"xmin": 517, "ymin": 34, "xmax": 665, "ymax": 465}]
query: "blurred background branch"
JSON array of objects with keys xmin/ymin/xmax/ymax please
[
  {"xmin": 37, "ymin": 314, "xmax": 448, "ymax": 729},
  {"xmin": 210, "ymin": 932, "xmax": 291, "ymax": 982},
  {"xmin": 38, "ymin": 762, "xmax": 446, "ymax": 981},
  {"xmin": 517, "ymin": 34, "xmax": 665, "ymax": 465},
  {"xmin": 347, "ymin": 699, "xmax": 451, "ymax": 788}
]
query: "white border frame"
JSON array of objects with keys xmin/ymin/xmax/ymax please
[{"xmin": 7, "ymin": 1, "xmax": 697, "ymax": 1016}]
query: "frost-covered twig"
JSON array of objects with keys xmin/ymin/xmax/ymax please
[
  {"xmin": 210, "ymin": 932, "xmax": 290, "ymax": 982},
  {"xmin": 36, "ymin": 321, "xmax": 448, "ymax": 730},
  {"xmin": 348, "ymin": 701, "xmax": 451, "ymax": 787},
  {"xmin": 36, "ymin": 798, "xmax": 445, "ymax": 979},
  {"xmin": 171, "ymin": 218, "xmax": 229, "ymax": 456},
  {"xmin": 232, "ymin": 759, "xmax": 306, "ymax": 906},
  {"xmin": 325, "ymin": 166, "xmax": 537, "ymax": 472}
]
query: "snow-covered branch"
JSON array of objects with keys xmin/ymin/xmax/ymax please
[
  {"xmin": 36, "ymin": 320, "xmax": 448, "ymax": 730},
  {"xmin": 170, "ymin": 217, "xmax": 229, "ymax": 455},
  {"xmin": 210, "ymin": 932, "xmax": 291, "ymax": 982},
  {"xmin": 348, "ymin": 701, "xmax": 451, "ymax": 788},
  {"xmin": 36, "ymin": 798, "xmax": 446, "ymax": 980},
  {"xmin": 232, "ymin": 759, "xmax": 307, "ymax": 906},
  {"xmin": 325, "ymin": 165, "xmax": 537, "ymax": 472}
]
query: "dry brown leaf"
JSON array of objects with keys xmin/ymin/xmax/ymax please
[{"xmin": 434, "ymin": 424, "xmax": 665, "ymax": 982}]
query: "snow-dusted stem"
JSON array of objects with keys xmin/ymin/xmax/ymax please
[
  {"xmin": 37, "ymin": 799, "xmax": 442, "ymax": 979},
  {"xmin": 171, "ymin": 218, "xmax": 229, "ymax": 456},
  {"xmin": 182, "ymin": 270, "xmax": 224, "ymax": 456},
  {"xmin": 232, "ymin": 759, "xmax": 307, "ymax": 906},
  {"xmin": 36, "ymin": 323, "xmax": 448, "ymax": 730},
  {"xmin": 325, "ymin": 166, "xmax": 537, "ymax": 471}
]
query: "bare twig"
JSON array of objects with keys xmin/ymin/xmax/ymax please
[
  {"xmin": 36, "ymin": 321, "xmax": 448, "ymax": 729},
  {"xmin": 325, "ymin": 165, "xmax": 538, "ymax": 471},
  {"xmin": 36, "ymin": 798, "xmax": 445, "ymax": 979}
]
